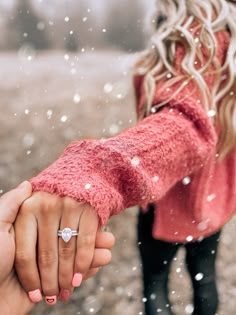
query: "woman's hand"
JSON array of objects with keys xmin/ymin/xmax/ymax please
[
  {"xmin": 0, "ymin": 181, "xmax": 35, "ymax": 315},
  {"xmin": 14, "ymin": 192, "xmax": 115, "ymax": 304}
]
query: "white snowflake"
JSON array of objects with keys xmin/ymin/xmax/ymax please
[
  {"xmin": 186, "ymin": 235, "xmax": 193, "ymax": 242},
  {"xmin": 131, "ymin": 156, "xmax": 140, "ymax": 166},
  {"xmin": 60, "ymin": 115, "xmax": 68, "ymax": 123},
  {"xmin": 73, "ymin": 94, "xmax": 81, "ymax": 103},
  {"xmin": 152, "ymin": 175, "xmax": 159, "ymax": 182},
  {"xmin": 103, "ymin": 83, "xmax": 113, "ymax": 93},
  {"xmin": 182, "ymin": 176, "xmax": 191, "ymax": 185},
  {"xmin": 195, "ymin": 273, "xmax": 204, "ymax": 281},
  {"xmin": 85, "ymin": 183, "xmax": 91, "ymax": 190},
  {"xmin": 207, "ymin": 109, "xmax": 216, "ymax": 118},
  {"xmin": 185, "ymin": 304, "xmax": 194, "ymax": 314}
]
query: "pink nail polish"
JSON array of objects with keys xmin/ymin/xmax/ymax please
[
  {"xmin": 72, "ymin": 273, "xmax": 82, "ymax": 287},
  {"xmin": 28, "ymin": 289, "xmax": 42, "ymax": 303},
  {"xmin": 45, "ymin": 296, "xmax": 57, "ymax": 305},
  {"xmin": 59, "ymin": 289, "xmax": 71, "ymax": 302}
]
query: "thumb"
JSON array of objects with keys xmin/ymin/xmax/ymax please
[{"xmin": 0, "ymin": 181, "xmax": 32, "ymax": 223}]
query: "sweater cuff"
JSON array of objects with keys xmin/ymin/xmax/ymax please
[{"xmin": 30, "ymin": 141, "xmax": 125, "ymax": 225}]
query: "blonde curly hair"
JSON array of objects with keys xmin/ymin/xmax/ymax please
[{"xmin": 134, "ymin": 0, "xmax": 236, "ymax": 159}]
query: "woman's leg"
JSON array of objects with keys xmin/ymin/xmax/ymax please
[
  {"xmin": 185, "ymin": 231, "xmax": 221, "ymax": 315},
  {"xmin": 137, "ymin": 206, "xmax": 180, "ymax": 315}
]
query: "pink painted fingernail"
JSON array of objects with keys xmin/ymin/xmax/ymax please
[
  {"xmin": 59, "ymin": 289, "xmax": 71, "ymax": 302},
  {"xmin": 28, "ymin": 289, "xmax": 42, "ymax": 303},
  {"xmin": 45, "ymin": 296, "xmax": 57, "ymax": 305},
  {"xmin": 72, "ymin": 273, "xmax": 82, "ymax": 287}
]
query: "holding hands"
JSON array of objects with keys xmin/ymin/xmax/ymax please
[
  {"xmin": 0, "ymin": 181, "xmax": 34, "ymax": 315},
  {"xmin": 14, "ymin": 191, "xmax": 115, "ymax": 305}
]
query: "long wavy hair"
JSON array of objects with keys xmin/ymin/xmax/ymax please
[{"xmin": 134, "ymin": 0, "xmax": 236, "ymax": 159}]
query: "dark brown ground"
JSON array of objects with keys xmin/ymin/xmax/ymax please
[{"xmin": 0, "ymin": 51, "xmax": 236, "ymax": 315}]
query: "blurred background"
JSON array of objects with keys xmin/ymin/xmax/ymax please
[
  {"xmin": 0, "ymin": 0, "xmax": 151, "ymax": 52},
  {"xmin": 0, "ymin": 1, "xmax": 236, "ymax": 315}
]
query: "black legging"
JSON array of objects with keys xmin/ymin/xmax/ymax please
[{"xmin": 137, "ymin": 206, "xmax": 221, "ymax": 315}]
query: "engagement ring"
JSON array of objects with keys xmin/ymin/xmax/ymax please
[{"xmin": 58, "ymin": 227, "xmax": 78, "ymax": 243}]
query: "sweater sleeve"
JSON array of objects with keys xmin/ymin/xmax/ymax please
[{"xmin": 30, "ymin": 96, "xmax": 217, "ymax": 225}]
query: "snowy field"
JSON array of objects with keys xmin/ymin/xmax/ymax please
[{"xmin": 0, "ymin": 51, "xmax": 236, "ymax": 315}]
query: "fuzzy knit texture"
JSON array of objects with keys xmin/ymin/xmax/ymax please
[{"xmin": 31, "ymin": 30, "xmax": 236, "ymax": 242}]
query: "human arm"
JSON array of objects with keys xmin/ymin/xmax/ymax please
[
  {"xmin": 29, "ymin": 95, "xmax": 217, "ymax": 224},
  {"xmin": 0, "ymin": 181, "xmax": 34, "ymax": 315},
  {"xmin": 14, "ymin": 85, "xmax": 216, "ymax": 305}
]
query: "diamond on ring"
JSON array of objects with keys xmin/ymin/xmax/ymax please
[{"xmin": 57, "ymin": 227, "xmax": 78, "ymax": 243}]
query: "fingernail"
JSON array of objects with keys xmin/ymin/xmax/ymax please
[
  {"xmin": 45, "ymin": 296, "xmax": 57, "ymax": 305},
  {"xmin": 59, "ymin": 289, "xmax": 71, "ymax": 302},
  {"xmin": 28, "ymin": 289, "xmax": 42, "ymax": 303},
  {"xmin": 72, "ymin": 273, "xmax": 82, "ymax": 287}
]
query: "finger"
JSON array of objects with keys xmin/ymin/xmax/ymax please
[
  {"xmin": 0, "ymin": 181, "xmax": 32, "ymax": 227},
  {"xmin": 37, "ymin": 202, "xmax": 61, "ymax": 305},
  {"xmin": 73, "ymin": 204, "xmax": 98, "ymax": 286},
  {"xmin": 15, "ymin": 200, "xmax": 42, "ymax": 303},
  {"xmin": 91, "ymin": 248, "xmax": 112, "ymax": 268},
  {"xmin": 95, "ymin": 231, "xmax": 115, "ymax": 249},
  {"xmin": 58, "ymin": 197, "xmax": 82, "ymax": 298},
  {"xmin": 83, "ymin": 268, "xmax": 99, "ymax": 281}
]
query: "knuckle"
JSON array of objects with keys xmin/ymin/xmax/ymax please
[
  {"xmin": 38, "ymin": 250, "xmax": 57, "ymax": 267},
  {"xmin": 59, "ymin": 246, "xmax": 74, "ymax": 260},
  {"xmin": 15, "ymin": 250, "xmax": 31, "ymax": 268},
  {"xmin": 78, "ymin": 234, "xmax": 95, "ymax": 247}
]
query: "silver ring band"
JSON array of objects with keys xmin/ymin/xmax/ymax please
[{"xmin": 58, "ymin": 227, "xmax": 78, "ymax": 243}]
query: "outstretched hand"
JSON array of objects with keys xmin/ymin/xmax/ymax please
[
  {"xmin": 0, "ymin": 181, "xmax": 34, "ymax": 315},
  {"xmin": 14, "ymin": 191, "xmax": 115, "ymax": 304}
]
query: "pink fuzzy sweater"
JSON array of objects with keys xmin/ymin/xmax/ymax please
[{"xmin": 31, "ymin": 30, "xmax": 236, "ymax": 242}]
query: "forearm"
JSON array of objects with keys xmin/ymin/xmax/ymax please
[{"xmin": 31, "ymin": 107, "xmax": 216, "ymax": 224}]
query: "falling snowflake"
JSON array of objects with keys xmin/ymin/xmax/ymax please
[
  {"xmin": 37, "ymin": 21, "xmax": 45, "ymax": 30},
  {"xmin": 85, "ymin": 183, "xmax": 91, "ymax": 190},
  {"xmin": 103, "ymin": 83, "xmax": 113, "ymax": 93},
  {"xmin": 182, "ymin": 176, "xmax": 191, "ymax": 185},
  {"xmin": 117, "ymin": 93, "xmax": 123, "ymax": 99},
  {"xmin": 195, "ymin": 273, "xmax": 204, "ymax": 281},
  {"xmin": 186, "ymin": 235, "xmax": 193, "ymax": 242},
  {"xmin": 197, "ymin": 221, "xmax": 208, "ymax": 231},
  {"xmin": 47, "ymin": 109, "xmax": 53, "ymax": 119},
  {"xmin": 60, "ymin": 115, "xmax": 68, "ymax": 123},
  {"xmin": 207, "ymin": 109, "xmax": 216, "ymax": 118},
  {"xmin": 185, "ymin": 304, "xmax": 194, "ymax": 314},
  {"xmin": 23, "ymin": 133, "xmax": 35, "ymax": 147},
  {"xmin": 109, "ymin": 124, "xmax": 119, "ymax": 135},
  {"xmin": 207, "ymin": 194, "xmax": 216, "ymax": 202},
  {"xmin": 131, "ymin": 156, "xmax": 140, "ymax": 166},
  {"xmin": 150, "ymin": 293, "xmax": 156, "ymax": 300},
  {"xmin": 73, "ymin": 94, "xmax": 81, "ymax": 103},
  {"xmin": 152, "ymin": 175, "xmax": 159, "ymax": 182}
]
